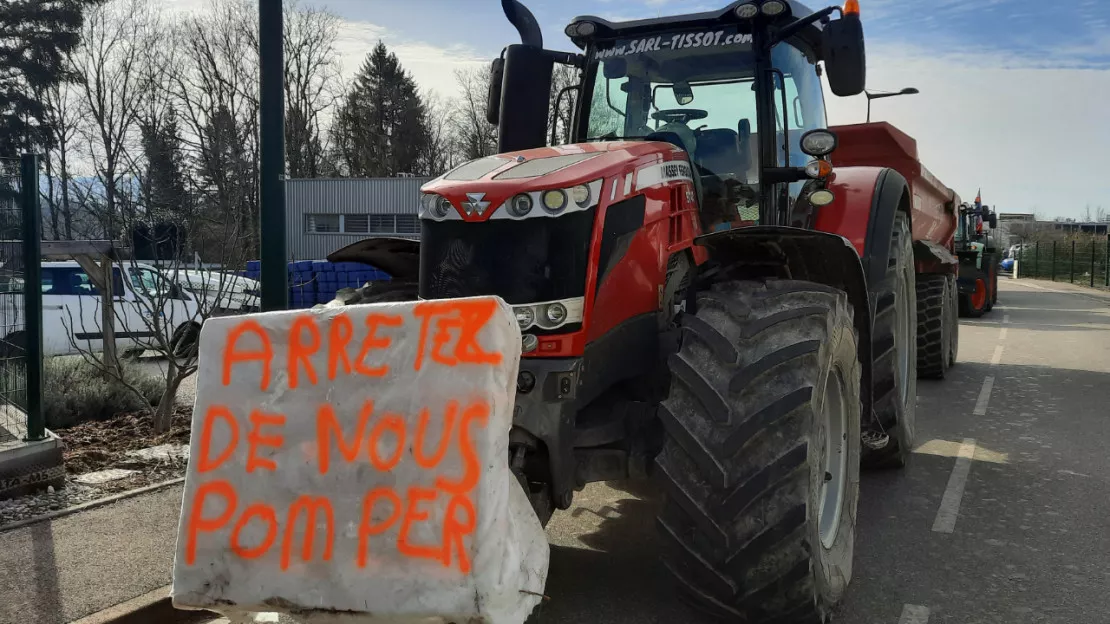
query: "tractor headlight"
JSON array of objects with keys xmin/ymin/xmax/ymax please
[
  {"xmin": 543, "ymin": 302, "xmax": 568, "ymax": 325},
  {"xmin": 800, "ymin": 129, "xmax": 838, "ymax": 157},
  {"xmin": 542, "ymin": 189, "xmax": 568, "ymax": 214},
  {"xmin": 569, "ymin": 184, "xmax": 591, "ymax": 207},
  {"xmin": 522, "ymin": 334, "xmax": 539, "ymax": 353},
  {"xmin": 432, "ymin": 195, "xmax": 452, "ymax": 218},
  {"xmin": 761, "ymin": 0, "xmax": 788, "ymax": 16},
  {"xmin": 734, "ymin": 2, "xmax": 759, "ymax": 18},
  {"xmin": 805, "ymin": 159, "xmax": 833, "ymax": 178},
  {"xmin": 514, "ymin": 305, "xmax": 535, "ymax": 330},
  {"xmin": 809, "ymin": 189, "xmax": 836, "ymax": 206},
  {"xmin": 509, "ymin": 193, "xmax": 533, "ymax": 217}
]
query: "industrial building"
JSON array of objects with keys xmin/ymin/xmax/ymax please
[{"xmin": 284, "ymin": 176, "xmax": 430, "ymax": 262}]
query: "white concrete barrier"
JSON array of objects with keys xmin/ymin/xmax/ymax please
[{"xmin": 171, "ymin": 297, "xmax": 548, "ymax": 624}]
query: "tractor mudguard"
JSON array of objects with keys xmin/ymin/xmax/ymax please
[
  {"xmin": 813, "ymin": 166, "xmax": 911, "ymax": 288},
  {"xmin": 327, "ymin": 236, "xmax": 420, "ymax": 280},
  {"xmin": 694, "ymin": 225, "xmax": 874, "ymax": 430},
  {"xmin": 914, "ymin": 240, "xmax": 959, "ymax": 275}
]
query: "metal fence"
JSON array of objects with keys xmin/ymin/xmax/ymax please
[
  {"xmin": 1013, "ymin": 236, "xmax": 1110, "ymax": 289},
  {"xmin": 0, "ymin": 155, "xmax": 44, "ymax": 444}
]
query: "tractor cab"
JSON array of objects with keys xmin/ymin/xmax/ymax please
[{"xmin": 489, "ymin": 0, "xmax": 867, "ymax": 232}]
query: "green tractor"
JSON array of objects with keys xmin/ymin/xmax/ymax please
[{"xmin": 955, "ymin": 197, "xmax": 1000, "ymax": 317}]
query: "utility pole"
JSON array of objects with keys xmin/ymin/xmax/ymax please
[
  {"xmin": 259, "ymin": 1, "xmax": 287, "ymax": 311},
  {"xmin": 865, "ymin": 87, "xmax": 919, "ymax": 123}
]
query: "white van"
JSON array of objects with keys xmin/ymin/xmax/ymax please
[{"xmin": 32, "ymin": 261, "xmax": 202, "ymax": 358}]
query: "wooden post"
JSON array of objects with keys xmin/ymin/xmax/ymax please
[{"xmin": 74, "ymin": 253, "xmax": 118, "ymax": 373}]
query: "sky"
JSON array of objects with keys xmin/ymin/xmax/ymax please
[{"xmin": 165, "ymin": 0, "xmax": 1110, "ymax": 220}]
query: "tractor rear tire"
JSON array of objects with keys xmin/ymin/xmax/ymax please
[
  {"xmin": 657, "ymin": 279, "xmax": 862, "ymax": 624},
  {"xmin": 863, "ymin": 212, "xmax": 917, "ymax": 469},
  {"xmin": 915, "ymin": 274, "xmax": 950, "ymax": 379},
  {"xmin": 959, "ymin": 277, "xmax": 989, "ymax": 318}
]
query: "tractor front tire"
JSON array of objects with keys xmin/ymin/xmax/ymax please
[
  {"xmin": 863, "ymin": 212, "xmax": 917, "ymax": 469},
  {"xmin": 959, "ymin": 277, "xmax": 990, "ymax": 318},
  {"xmin": 915, "ymin": 274, "xmax": 950, "ymax": 379},
  {"xmin": 657, "ymin": 280, "xmax": 862, "ymax": 623}
]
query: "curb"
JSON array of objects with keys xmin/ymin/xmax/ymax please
[
  {"xmin": 67, "ymin": 584, "xmax": 216, "ymax": 624},
  {"xmin": 0, "ymin": 477, "xmax": 185, "ymax": 533}
]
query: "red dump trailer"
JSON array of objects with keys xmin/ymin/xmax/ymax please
[{"xmin": 822, "ymin": 122, "xmax": 962, "ymax": 379}]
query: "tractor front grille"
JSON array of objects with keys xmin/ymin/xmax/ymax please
[{"xmin": 419, "ymin": 210, "xmax": 595, "ymax": 305}]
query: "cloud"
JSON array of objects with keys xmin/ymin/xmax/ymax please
[
  {"xmin": 332, "ymin": 21, "xmax": 487, "ymax": 98},
  {"xmin": 825, "ymin": 42, "xmax": 1110, "ymax": 218}
]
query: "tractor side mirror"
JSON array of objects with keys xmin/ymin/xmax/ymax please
[
  {"xmin": 497, "ymin": 44, "xmax": 555, "ymax": 153},
  {"xmin": 486, "ymin": 56, "xmax": 506, "ymax": 125},
  {"xmin": 988, "ymin": 212, "xmax": 998, "ymax": 229},
  {"xmin": 673, "ymin": 81, "xmax": 694, "ymax": 106},
  {"xmin": 822, "ymin": 13, "xmax": 866, "ymax": 96}
]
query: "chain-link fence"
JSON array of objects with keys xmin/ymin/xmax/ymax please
[
  {"xmin": 1014, "ymin": 236, "xmax": 1110, "ymax": 290},
  {"xmin": 0, "ymin": 158, "xmax": 28, "ymax": 443}
]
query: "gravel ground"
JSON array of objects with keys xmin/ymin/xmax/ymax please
[{"xmin": 0, "ymin": 391, "xmax": 194, "ymax": 530}]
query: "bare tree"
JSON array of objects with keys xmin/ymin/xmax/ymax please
[
  {"xmin": 72, "ymin": 0, "xmax": 151, "ymax": 238},
  {"xmin": 40, "ymin": 71, "xmax": 83, "ymax": 240},
  {"xmin": 64, "ymin": 204, "xmax": 253, "ymax": 433},
  {"xmin": 170, "ymin": 0, "xmax": 261, "ymax": 255},
  {"xmin": 449, "ymin": 65, "xmax": 498, "ymax": 161},
  {"xmin": 283, "ymin": 0, "xmax": 341, "ymax": 178},
  {"xmin": 420, "ymin": 89, "xmax": 459, "ymax": 175},
  {"xmin": 547, "ymin": 64, "xmax": 580, "ymax": 146}
]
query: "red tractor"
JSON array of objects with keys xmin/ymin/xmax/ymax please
[{"xmin": 329, "ymin": 0, "xmax": 960, "ymax": 621}]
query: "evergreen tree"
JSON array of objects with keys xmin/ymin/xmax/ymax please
[
  {"xmin": 140, "ymin": 106, "xmax": 189, "ymax": 221},
  {"xmin": 333, "ymin": 41, "xmax": 430, "ymax": 177},
  {"xmin": 0, "ymin": 0, "xmax": 92, "ymax": 154}
]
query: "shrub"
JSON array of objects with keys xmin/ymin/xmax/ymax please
[{"xmin": 43, "ymin": 357, "xmax": 163, "ymax": 429}]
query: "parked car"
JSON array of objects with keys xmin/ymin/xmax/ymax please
[
  {"xmin": 0, "ymin": 260, "xmax": 203, "ymax": 359},
  {"xmin": 160, "ymin": 269, "xmax": 260, "ymax": 315}
]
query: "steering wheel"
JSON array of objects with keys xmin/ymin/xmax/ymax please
[{"xmin": 652, "ymin": 109, "xmax": 709, "ymax": 125}]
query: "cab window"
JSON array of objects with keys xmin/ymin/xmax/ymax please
[{"xmin": 42, "ymin": 267, "xmax": 126, "ymax": 296}]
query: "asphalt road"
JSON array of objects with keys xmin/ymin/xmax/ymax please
[{"xmin": 531, "ymin": 278, "xmax": 1110, "ymax": 624}]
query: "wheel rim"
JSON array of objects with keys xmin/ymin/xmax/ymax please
[
  {"xmin": 818, "ymin": 367, "xmax": 849, "ymax": 549},
  {"xmin": 971, "ymin": 279, "xmax": 987, "ymax": 310},
  {"xmin": 896, "ymin": 272, "xmax": 912, "ymax": 405}
]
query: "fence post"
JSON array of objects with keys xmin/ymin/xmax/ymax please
[
  {"xmin": 1070, "ymin": 240, "xmax": 1076, "ymax": 284},
  {"xmin": 20, "ymin": 154, "xmax": 44, "ymax": 441},
  {"xmin": 1091, "ymin": 239, "xmax": 1096, "ymax": 288},
  {"xmin": 1034, "ymin": 241, "xmax": 1040, "ymax": 278},
  {"xmin": 1051, "ymin": 241, "xmax": 1056, "ymax": 281},
  {"xmin": 1105, "ymin": 236, "xmax": 1109, "ymax": 288}
]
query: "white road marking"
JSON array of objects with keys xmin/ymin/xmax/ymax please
[
  {"xmin": 999, "ymin": 327, "xmax": 1008, "ymax": 341},
  {"xmin": 1017, "ymin": 281, "xmax": 1047, "ymax": 290},
  {"xmin": 990, "ymin": 344, "xmax": 1005, "ymax": 365},
  {"xmin": 973, "ymin": 376, "xmax": 995, "ymax": 415},
  {"xmin": 932, "ymin": 438, "xmax": 977, "ymax": 534},
  {"xmin": 1003, "ymin": 314, "xmax": 1011, "ymax": 324},
  {"xmin": 899, "ymin": 603, "xmax": 931, "ymax": 623}
]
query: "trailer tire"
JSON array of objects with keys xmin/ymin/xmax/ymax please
[
  {"xmin": 946, "ymin": 275, "xmax": 959, "ymax": 367},
  {"xmin": 915, "ymin": 274, "xmax": 949, "ymax": 379},
  {"xmin": 657, "ymin": 279, "xmax": 862, "ymax": 624},
  {"xmin": 863, "ymin": 212, "xmax": 917, "ymax": 469}
]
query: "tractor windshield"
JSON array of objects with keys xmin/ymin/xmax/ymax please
[{"xmin": 583, "ymin": 27, "xmax": 826, "ymax": 225}]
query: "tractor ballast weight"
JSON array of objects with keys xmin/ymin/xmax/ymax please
[{"xmin": 326, "ymin": 1, "xmax": 957, "ymax": 621}]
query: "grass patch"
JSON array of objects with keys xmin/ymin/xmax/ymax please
[{"xmin": 43, "ymin": 357, "xmax": 163, "ymax": 429}]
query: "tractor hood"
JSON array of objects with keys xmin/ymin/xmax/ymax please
[{"xmin": 421, "ymin": 140, "xmax": 684, "ymax": 223}]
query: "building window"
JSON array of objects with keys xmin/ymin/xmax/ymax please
[
  {"xmin": 344, "ymin": 215, "xmax": 369, "ymax": 233},
  {"xmin": 396, "ymin": 215, "xmax": 419, "ymax": 234},
  {"xmin": 305, "ymin": 214, "xmax": 340, "ymax": 233},
  {"xmin": 305, "ymin": 213, "xmax": 419, "ymax": 235}
]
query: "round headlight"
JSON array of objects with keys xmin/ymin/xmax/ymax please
[
  {"xmin": 515, "ymin": 306, "xmax": 535, "ymax": 329},
  {"xmin": 576, "ymin": 21, "xmax": 597, "ymax": 36},
  {"xmin": 522, "ymin": 334, "xmax": 539, "ymax": 353},
  {"xmin": 421, "ymin": 193, "xmax": 436, "ymax": 213},
  {"xmin": 800, "ymin": 129, "xmax": 838, "ymax": 157},
  {"xmin": 809, "ymin": 189, "xmax": 835, "ymax": 206},
  {"xmin": 762, "ymin": 0, "xmax": 788, "ymax": 16},
  {"xmin": 569, "ymin": 184, "xmax": 591, "ymax": 207},
  {"xmin": 544, "ymin": 302, "xmax": 568, "ymax": 325},
  {"xmin": 433, "ymin": 195, "xmax": 452, "ymax": 218},
  {"xmin": 734, "ymin": 2, "xmax": 759, "ymax": 18},
  {"xmin": 542, "ymin": 189, "xmax": 568, "ymax": 213},
  {"xmin": 564, "ymin": 23, "xmax": 578, "ymax": 37},
  {"xmin": 509, "ymin": 193, "xmax": 533, "ymax": 217}
]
